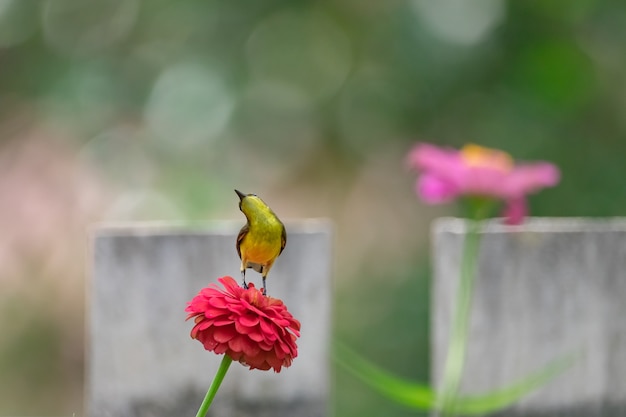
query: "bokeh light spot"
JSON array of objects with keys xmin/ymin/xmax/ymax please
[
  {"xmin": 0, "ymin": 0, "xmax": 38, "ymax": 47},
  {"xmin": 228, "ymin": 80, "xmax": 319, "ymax": 183},
  {"xmin": 103, "ymin": 189, "xmax": 183, "ymax": 222},
  {"xmin": 44, "ymin": 65, "xmax": 122, "ymax": 131},
  {"xmin": 245, "ymin": 9, "xmax": 352, "ymax": 100},
  {"xmin": 42, "ymin": 0, "xmax": 139, "ymax": 55},
  {"xmin": 144, "ymin": 62, "xmax": 235, "ymax": 152},
  {"xmin": 337, "ymin": 68, "xmax": 404, "ymax": 157},
  {"xmin": 78, "ymin": 127, "xmax": 155, "ymax": 188},
  {"xmin": 411, "ymin": 0, "xmax": 505, "ymax": 46}
]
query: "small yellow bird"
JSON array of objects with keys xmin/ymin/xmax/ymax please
[{"xmin": 235, "ymin": 189, "xmax": 286, "ymax": 295}]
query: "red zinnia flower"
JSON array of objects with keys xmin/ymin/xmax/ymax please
[{"xmin": 186, "ymin": 276, "xmax": 300, "ymax": 372}]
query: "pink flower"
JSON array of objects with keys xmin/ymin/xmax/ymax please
[
  {"xmin": 407, "ymin": 143, "xmax": 560, "ymax": 223},
  {"xmin": 186, "ymin": 276, "xmax": 300, "ymax": 372}
]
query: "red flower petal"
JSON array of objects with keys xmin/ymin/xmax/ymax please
[
  {"xmin": 212, "ymin": 318, "xmax": 233, "ymax": 326},
  {"xmin": 245, "ymin": 326, "xmax": 264, "ymax": 342},
  {"xmin": 208, "ymin": 297, "xmax": 229, "ymax": 308},
  {"xmin": 195, "ymin": 320, "xmax": 212, "ymax": 331},
  {"xmin": 186, "ymin": 276, "xmax": 300, "ymax": 372},
  {"xmin": 213, "ymin": 326, "xmax": 236, "ymax": 343},
  {"xmin": 258, "ymin": 340, "xmax": 274, "ymax": 351},
  {"xmin": 214, "ymin": 343, "xmax": 228, "ymax": 354},
  {"xmin": 239, "ymin": 313, "xmax": 260, "ymax": 327},
  {"xmin": 229, "ymin": 335, "xmax": 261, "ymax": 357},
  {"xmin": 259, "ymin": 318, "xmax": 274, "ymax": 335}
]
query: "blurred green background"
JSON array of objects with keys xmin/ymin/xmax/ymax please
[{"xmin": 1, "ymin": 0, "xmax": 625, "ymax": 415}]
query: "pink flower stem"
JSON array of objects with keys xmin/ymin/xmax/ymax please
[
  {"xmin": 195, "ymin": 355, "xmax": 233, "ymax": 417},
  {"xmin": 437, "ymin": 200, "xmax": 493, "ymax": 416}
]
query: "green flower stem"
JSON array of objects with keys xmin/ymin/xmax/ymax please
[
  {"xmin": 195, "ymin": 355, "xmax": 233, "ymax": 417},
  {"xmin": 437, "ymin": 202, "xmax": 492, "ymax": 417}
]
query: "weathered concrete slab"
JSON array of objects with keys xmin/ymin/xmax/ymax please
[
  {"xmin": 432, "ymin": 218, "xmax": 626, "ymax": 417},
  {"xmin": 87, "ymin": 219, "xmax": 332, "ymax": 417}
]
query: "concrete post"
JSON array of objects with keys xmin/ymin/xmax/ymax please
[
  {"xmin": 432, "ymin": 218, "xmax": 626, "ymax": 417},
  {"xmin": 87, "ymin": 219, "xmax": 332, "ymax": 417}
]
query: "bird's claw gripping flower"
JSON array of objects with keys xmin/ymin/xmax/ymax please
[
  {"xmin": 407, "ymin": 143, "xmax": 560, "ymax": 224},
  {"xmin": 186, "ymin": 276, "xmax": 300, "ymax": 372}
]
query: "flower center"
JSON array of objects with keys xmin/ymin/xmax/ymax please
[{"xmin": 460, "ymin": 144, "xmax": 513, "ymax": 172}]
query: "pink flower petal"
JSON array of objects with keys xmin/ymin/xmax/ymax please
[
  {"xmin": 417, "ymin": 174, "xmax": 460, "ymax": 204},
  {"xmin": 407, "ymin": 142, "xmax": 560, "ymax": 223},
  {"xmin": 504, "ymin": 163, "xmax": 560, "ymax": 197},
  {"xmin": 502, "ymin": 197, "xmax": 527, "ymax": 225},
  {"xmin": 407, "ymin": 143, "xmax": 461, "ymax": 172}
]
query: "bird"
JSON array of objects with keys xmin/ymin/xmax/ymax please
[{"xmin": 235, "ymin": 189, "xmax": 286, "ymax": 295}]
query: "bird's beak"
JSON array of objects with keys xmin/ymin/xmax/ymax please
[{"xmin": 235, "ymin": 189, "xmax": 246, "ymax": 201}]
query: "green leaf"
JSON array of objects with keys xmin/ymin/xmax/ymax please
[
  {"xmin": 334, "ymin": 339, "xmax": 578, "ymax": 416},
  {"xmin": 449, "ymin": 351, "xmax": 578, "ymax": 415},
  {"xmin": 333, "ymin": 341, "xmax": 434, "ymax": 410}
]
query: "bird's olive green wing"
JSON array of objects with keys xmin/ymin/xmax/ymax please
[
  {"xmin": 279, "ymin": 223, "xmax": 287, "ymax": 255},
  {"xmin": 236, "ymin": 223, "xmax": 249, "ymax": 259}
]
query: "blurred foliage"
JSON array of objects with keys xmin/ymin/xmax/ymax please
[
  {"xmin": 0, "ymin": 0, "xmax": 625, "ymax": 415},
  {"xmin": 335, "ymin": 258, "xmax": 430, "ymax": 417}
]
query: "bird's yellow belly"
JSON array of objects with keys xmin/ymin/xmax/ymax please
[{"xmin": 242, "ymin": 233, "xmax": 281, "ymax": 264}]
